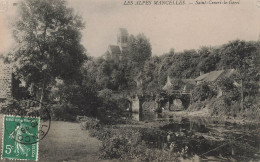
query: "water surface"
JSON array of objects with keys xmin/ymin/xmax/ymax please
[{"xmin": 131, "ymin": 112, "xmax": 260, "ymax": 161}]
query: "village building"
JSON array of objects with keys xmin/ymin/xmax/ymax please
[
  {"xmin": 0, "ymin": 59, "xmax": 28, "ymax": 103},
  {"xmin": 103, "ymin": 28, "xmax": 129, "ymax": 61},
  {"xmin": 195, "ymin": 69, "xmax": 238, "ymax": 85},
  {"xmin": 0, "ymin": 60, "xmax": 13, "ymax": 101},
  {"xmin": 195, "ymin": 69, "xmax": 240, "ymax": 97}
]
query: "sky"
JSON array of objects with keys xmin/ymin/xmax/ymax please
[{"xmin": 0, "ymin": 0, "xmax": 259, "ymax": 57}]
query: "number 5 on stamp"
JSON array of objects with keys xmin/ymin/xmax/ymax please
[{"xmin": 1, "ymin": 115, "xmax": 39, "ymax": 161}]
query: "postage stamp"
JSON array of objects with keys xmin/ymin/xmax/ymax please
[{"xmin": 1, "ymin": 115, "xmax": 39, "ymax": 161}]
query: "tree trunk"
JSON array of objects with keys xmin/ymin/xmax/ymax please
[
  {"xmin": 39, "ymin": 82, "xmax": 45, "ymax": 109},
  {"xmin": 241, "ymin": 79, "xmax": 244, "ymax": 110}
]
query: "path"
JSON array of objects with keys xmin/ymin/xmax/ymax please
[{"xmin": 39, "ymin": 121, "xmax": 103, "ymax": 162}]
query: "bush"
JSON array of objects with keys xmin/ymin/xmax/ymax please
[
  {"xmin": 87, "ymin": 125, "xmax": 184, "ymax": 161},
  {"xmin": 208, "ymin": 97, "xmax": 230, "ymax": 116},
  {"xmin": 100, "ymin": 135, "xmax": 130, "ymax": 159},
  {"xmin": 51, "ymin": 103, "xmax": 78, "ymax": 121},
  {"xmin": 50, "ymin": 82, "xmax": 101, "ymax": 120},
  {"xmin": 192, "ymin": 83, "xmax": 215, "ymax": 102},
  {"xmin": 188, "ymin": 100, "xmax": 209, "ymax": 111},
  {"xmin": 236, "ymin": 102, "xmax": 260, "ymax": 120},
  {"xmin": 81, "ymin": 117, "xmax": 100, "ymax": 130}
]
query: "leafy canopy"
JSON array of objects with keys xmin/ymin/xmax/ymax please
[{"xmin": 12, "ymin": 0, "xmax": 86, "ymax": 92}]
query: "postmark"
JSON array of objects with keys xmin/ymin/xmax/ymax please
[
  {"xmin": 1, "ymin": 115, "xmax": 39, "ymax": 161},
  {"xmin": 4, "ymin": 99, "xmax": 51, "ymax": 144},
  {"xmin": 1, "ymin": 99, "xmax": 51, "ymax": 161}
]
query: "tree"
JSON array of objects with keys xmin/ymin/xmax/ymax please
[
  {"xmin": 218, "ymin": 40, "xmax": 258, "ymax": 109},
  {"xmin": 141, "ymin": 57, "xmax": 161, "ymax": 93},
  {"xmin": 11, "ymin": 0, "xmax": 86, "ymax": 105},
  {"xmin": 198, "ymin": 46, "xmax": 219, "ymax": 73},
  {"xmin": 126, "ymin": 34, "xmax": 152, "ymax": 65}
]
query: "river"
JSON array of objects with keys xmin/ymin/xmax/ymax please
[{"xmin": 130, "ymin": 112, "xmax": 260, "ymax": 161}]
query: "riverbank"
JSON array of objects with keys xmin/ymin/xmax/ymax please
[
  {"xmin": 84, "ymin": 114, "xmax": 260, "ymax": 161},
  {"xmin": 164, "ymin": 108, "xmax": 260, "ymax": 125}
]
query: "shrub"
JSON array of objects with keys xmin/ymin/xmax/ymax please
[
  {"xmin": 51, "ymin": 103, "xmax": 78, "ymax": 121},
  {"xmin": 81, "ymin": 117, "xmax": 100, "ymax": 130},
  {"xmin": 192, "ymin": 83, "xmax": 215, "ymax": 102},
  {"xmin": 237, "ymin": 103, "xmax": 260, "ymax": 120},
  {"xmin": 90, "ymin": 126, "xmax": 184, "ymax": 161},
  {"xmin": 188, "ymin": 100, "xmax": 209, "ymax": 111},
  {"xmin": 208, "ymin": 97, "xmax": 231, "ymax": 116},
  {"xmin": 100, "ymin": 135, "xmax": 130, "ymax": 159}
]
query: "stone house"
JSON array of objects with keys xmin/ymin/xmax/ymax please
[
  {"xmin": 194, "ymin": 69, "xmax": 240, "ymax": 97},
  {"xmin": 0, "ymin": 61, "xmax": 13, "ymax": 101},
  {"xmin": 0, "ymin": 60, "xmax": 28, "ymax": 102}
]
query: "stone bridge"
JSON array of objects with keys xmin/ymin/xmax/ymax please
[{"xmin": 112, "ymin": 90, "xmax": 193, "ymax": 113}]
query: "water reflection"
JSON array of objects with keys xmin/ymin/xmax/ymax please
[
  {"xmin": 130, "ymin": 111, "xmax": 260, "ymax": 161},
  {"xmin": 131, "ymin": 112, "xmax": 168, "ymax": 122}
]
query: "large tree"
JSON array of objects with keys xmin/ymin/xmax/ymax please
[
  {"xmin": 126, "ymin": 33, "xmax": 152, "ymax": 64},
  {"xmin": 11, "ymin": 0, "xmax": 86, "ymax": 104}
]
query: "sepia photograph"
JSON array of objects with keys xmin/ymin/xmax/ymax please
[{"xmin": 0, "ymin": 0, "xmax": 260, "ymax": 161}]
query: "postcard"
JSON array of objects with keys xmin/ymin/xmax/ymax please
[{"xmin": 0, "ymin": 0, "xmax": 259, "ymax": 161}]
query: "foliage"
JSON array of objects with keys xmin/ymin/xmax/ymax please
[
  {"xmin": 97, "ymin": 88, "xmax": 113, "ymax": 100},
  {"xmin": 86, "ymin": 125, "xmax": 182, "ymax": 161},
  {"xmin": 126, "ymin": 34, "xmax": 152, "ymax": 64},
  {"xmin": 78, "ymin": 40, "xmax": 259, "ymax": 120},
  {"xmin": 197, "ymin": 46, "xmax": 219, "ymax": 73},
  {"xmin": 208, "ymin": 97, "xmax": 237, "ymax": 117},
  {"xmin": 0, "ymin": 99, "xmax": 26, "ymax": 115},
  {"xmin": 188, "ymin": 100, "xmax": 209, "ymax": 111},
  {"xmin": 100, "ymin": 134, "xmax": 130, "ymax": 159},
  {"xmin": 81, "ymin": 117, "xmax": 100, "ymax": 130},
  {"xmin": 50, "ymin": 81, "xmax": 100, "ymax": 119},
  {"xmin": 29, "ymin": 38, "xmax": 260, "ymax": 120},
  {"xmin": 11, "ymin": 0, "xmax": 86, "ymax": 103},
  {"xmin": 82, "ymin": 57, "xmax": 135, "ymax": 91},
  {"xmin": 51, "ymin": 103, "xmax": 78, "ymax": 121},
  {"xmin": 192, "ymin": 83, "xmax": 216, "ymax": 102},
  {"xmin": 218, "ymin": 40, "xmax": 256, "ymax": 73},
  {"xmin": 216, "ymin": 78, "xmax": 240, "ymax": 101}
]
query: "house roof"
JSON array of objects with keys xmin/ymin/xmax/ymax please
[
  {"xmin": 195, "ymin": 69, "xmax": 237, "ymax": 82},
  {"xmin": 108, "ymin": 45, "xmax": 121, "ymax": 55}
]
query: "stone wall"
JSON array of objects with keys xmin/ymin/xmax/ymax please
[{"xmin": 0, "ymin": 62, "xmax": 12, "ymax": 99}]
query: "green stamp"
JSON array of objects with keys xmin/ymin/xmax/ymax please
[{"xmin": 1, "ymin": 115, "xmax": 39, "ymax": 161}]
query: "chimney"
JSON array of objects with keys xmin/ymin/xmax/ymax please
[{"xmin": 200, "ymin": 71, "xmax": 204, "ymax": 76}]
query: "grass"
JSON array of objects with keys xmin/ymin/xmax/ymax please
[{"xmin": 0, "ymin": 114, "xmax": 106, "ymax": 162}]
